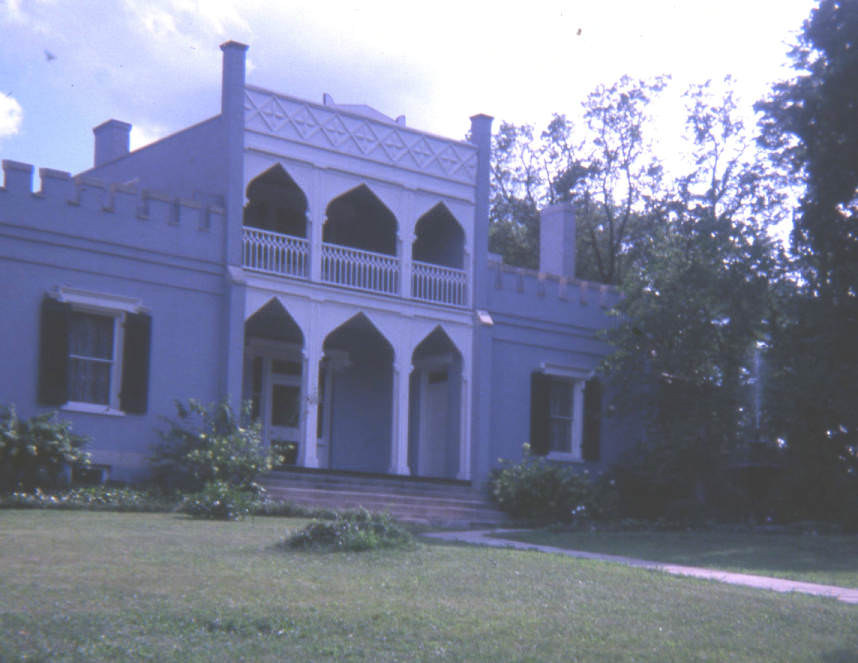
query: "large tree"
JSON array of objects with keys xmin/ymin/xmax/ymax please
[
  {"xmin": 756, "ymin": 0, "xmax": 858, "ymax": 523},
  {"xmin": 605, "ymin": 82, "xmax": 785, "ymax": 515},
  {"xmin": 488, "ymin": 76, "xmax": 666, "ymax": 283}
]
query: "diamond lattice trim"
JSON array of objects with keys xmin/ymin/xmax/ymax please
[{"xmin": 245, "ymin": 87, "xmax": 477, "ymax": 184}]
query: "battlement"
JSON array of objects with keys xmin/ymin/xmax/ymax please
[
  {"xmin": 2, "ymin": 160, "xmax": 224, "ymax": 230},
  {"xmin": 485, "ymin": 258, "xmax": 621, "ymax": 331},
  {"xmin": 0, "ymin": 160, "xmax": 227, "ymax": 268},
  {"xmin": 488, "ymin": 258, "xmax": 619, "ymax": 308}
]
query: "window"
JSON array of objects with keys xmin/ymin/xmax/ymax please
[
  {"xmin": 68, "ymin": 311, "xmax": 118, "ymax": 406},
  {"xmin": 530, "ymin": 372, "xmax": 601, "ymax": 461},
  {"xmin": 38, "ymin": 290, "xmax": 151, "ymax": 415}
]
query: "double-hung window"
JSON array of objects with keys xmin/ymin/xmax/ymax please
[
  {"xmin": 38, "ymin": 288, "xmax": 151, "ymax": 415},
  {"xmin": 530, "ymin": 367, "xmax": 602, "ymax": 462}
]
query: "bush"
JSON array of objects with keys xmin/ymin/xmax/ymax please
[
  {"xmin": 284, "ymin": 508, "xmax": 414, "ymax": 551},
  {"xmin": 0, "ymin": 486, "xmax": 173, "ymax": 512},
  {"xmin": 0, "ymin": 406, "xmax": 90, "ymax": 492},
  {"xmin": 151, "ymin": 399, "xmax": 278, "ymax": 492},
  {"xmin": 489, "ymin": 445, "xmax": 611, "ymax": 524},
  {"xmin": 180, "ymin": 480, "xmax": 260, "ymax": 521}
]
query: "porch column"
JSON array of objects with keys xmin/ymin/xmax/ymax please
[
  {"xmin": 299, "ymin": 336, "xmax": 321, "ymax": 468},
  {"xmin": 389, "ymin": 356, "xmax": 411, "ymax": 475},
  {"xmin": 309, "ymin": 169, "xmax": 323, "ymax": 283},
  {"xmin": 457, "ymin": 365, "xmax": 471, "ymax": 480},
  {"xmin": 399, "ymin": 232, "xmax": 414, "ymax": 300}
]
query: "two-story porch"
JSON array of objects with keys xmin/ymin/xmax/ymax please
[{"xmin": 239, "ymin": 165, "xmax": 473, "ymax": 480}]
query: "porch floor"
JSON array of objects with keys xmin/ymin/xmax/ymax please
[{"xmin": 260, "ymin": 468, "xmax": 508, "ymax": 526}]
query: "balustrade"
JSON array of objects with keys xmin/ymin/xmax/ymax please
[
  {"xmin": 242, "ymin": 227, "xmax": 309, "ymax": 278},
  {"xmin": 412, "ymin": 260, "xmax": 467, "ymax": 306},
  {"xmin": 321, "ymin": 243, "xmax": 399, "ymax": 295},
  {"xmin": 242, "ymin": 228, "xmax": 467, "ymax": 306}
]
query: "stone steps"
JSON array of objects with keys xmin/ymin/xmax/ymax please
[{"xmin": 260, "ymin": 468, "xmax": 508, "ymax": 526}]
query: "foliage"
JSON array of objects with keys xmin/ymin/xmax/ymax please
[
  {"xmin": 489, "ymin": 445, "xmax": 613, "ymax": 523},
  {"xmin": 0, "ymin": 485, "xmax": 173, "ymax": 512},
  {"xmin": 151, "ymin": 399, "xmax": 277, "ymax": 492},
  {"xmin": 489, "ymin": 76, "xmax": 667, "ymax": 283},
  {"xmin": 755, "ymin": 0, "xmax": 858, "ymax": 528},
  {"xmin": 0, "ymin": 405, "xmax": 90, "ymax": 492},
  {"xmin": 604, "ymin": 81, "xmax": 786, "ymax": 516},
  {"xmin": 283, "ymin": 507, "xmax": 413, "ymax": 551},
  {"xmin": 180, "ymin": 480, "xmax": 260, "ymax": 521}
]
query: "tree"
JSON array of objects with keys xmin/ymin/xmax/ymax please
[
  {"xmin": 756, "ymin": 0, "xmax": 858, "ymax": 525},
  {"xmin": 605, "ymin": 81, "xmax": 785, "ymax": 518},
  {"xmin": 488, "ymin": 76, "xmax": 667, "ymax": 284}
]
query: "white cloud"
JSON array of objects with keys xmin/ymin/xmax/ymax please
[{"xmin": 0, "ymin": 93, "xmax": 23, "ymax": 140}]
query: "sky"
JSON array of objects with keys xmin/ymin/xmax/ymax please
[{"xmin": 0, "ymin": 0, "xmax": 818, "ymax": 177}]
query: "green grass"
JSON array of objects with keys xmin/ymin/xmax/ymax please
[
  {"xmin": 0, "ymin": 511, "xmax": 855, "ymax": 662},
  {"xmin": 493, "ymin": 528, "xmax": 858, "ymax": 588}
]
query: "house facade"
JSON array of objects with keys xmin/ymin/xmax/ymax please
[{"xmin": 0, "ymin": 42, "xmax": 633, "ymax": 488}]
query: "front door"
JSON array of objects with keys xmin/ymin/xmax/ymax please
[
  {"xmin": 418, "ymin": 368, "xmax": 449, "ymax": 477},
  {"xmin": 267, "ymin": 358, "xmax": 301, "ymax": 465}
]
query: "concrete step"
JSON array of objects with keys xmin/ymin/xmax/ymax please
[
  {"xmin": 263, "ymin": 468, "xmax": 478, "ymax": 497},
  {"xmin": 260, "ymin": 469, "xmax": 508, "ymax": 526}
]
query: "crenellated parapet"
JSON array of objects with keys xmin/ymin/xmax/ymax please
[
  {"xmin": 487, "ymin": 257, "xmax": 622, "ymax": 326},
  {"xmin": 1, "ymin": 160, "xmax": 226, "ymax": 264}
]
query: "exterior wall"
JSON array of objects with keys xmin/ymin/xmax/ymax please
[
  {"xmin": 82, "ymin": 117, "xmax": 228, "ymax": 206},
  {"xmin": 0, "ymin": 162, "xmax": 228, "ymax": 480},
  {"xmin": 471, "ymin": 260, "xmax": 635, "ymax": 485}
]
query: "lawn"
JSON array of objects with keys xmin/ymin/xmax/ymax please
[
  {"xmin": 492, "ymin": 528, "xmax": 858, "ymax": 589},
  {"xmin": 0, "ymin": 511, "xmax": 855, "ymax": 662}
]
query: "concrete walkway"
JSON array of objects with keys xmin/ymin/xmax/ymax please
[{"xmin": 421, "ymin": 529, "xmax": 858, "ymax": 605}]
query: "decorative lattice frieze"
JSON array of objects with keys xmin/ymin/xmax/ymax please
[{"xmin": 245, "ymin": 86, "xmax": 477, "ymax": 185}]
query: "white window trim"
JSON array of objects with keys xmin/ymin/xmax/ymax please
[
  {"xmin": 55, "ymin": 286, "xmax": 144, "ymax": 314},
  {"xmin": 54, "ymin": 287, "xmax": 143, "ymax": 416},
  {"xmin": 540, "ymin": 363, "xmax": 591, "ymax": 462}
]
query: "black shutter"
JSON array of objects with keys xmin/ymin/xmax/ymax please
[
  {"xmin": 38, "ymin": 297, "xmax": 70, "ymax": 405},
  {"xmin": 530, "ymin": 372, "xmax": 550, "ymax": 456},
  {"xmin": 582, "ymin": 377, "xmax": 602, "ymax": 461},
  {"xmin": 120, "ymin": 312, "xmax": 151, "ymax": 414}
]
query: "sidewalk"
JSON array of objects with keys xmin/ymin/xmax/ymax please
[{"xmin": 421, "ymin": 529, "xmax": 858, "ymax": 605}]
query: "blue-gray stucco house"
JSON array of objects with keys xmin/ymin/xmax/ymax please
[{"xmin": 0, "ymin": 42, "xmax": 632, "ymax": 489}]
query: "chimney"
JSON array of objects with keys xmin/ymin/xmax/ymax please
[
  {"xmin": 539, "ymin": 201, "xmax": 576, "ymax": 278},
  {"xmin": 93, "ymin": 119, "xmax": 131, "ymax": 167}
]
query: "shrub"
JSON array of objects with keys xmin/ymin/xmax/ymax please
[
  {"xmin": 0, "ymin": 406, "xmax": 90, "ymax": 492},
  {"xmin": 0, "ymin": 486, "xmax": 173, "ymax": 512},
  {"xmin": 151, "ymin": 399, "xmax": 278, "ymax": 492},
  {"xmin": 489, "ymin": 445, "xmax": 607, "ymax": 524},
  {"xmin": 284, "ymin": 508, "xmax": 414, "ymax": 551},
  {"xmin": 180, "ymin": 480, "xmax": 260, "ymax": 521}
]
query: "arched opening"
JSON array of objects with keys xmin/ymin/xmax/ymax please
[
  {"xmin": 244, "ymin": 165, "xmax": 308, "ymax": 238},
  {"xmin": 412, "ymin": 203, "xmax": 465, "ymax": 269},
  {"xmin": 243, "ymin": 299, "xmax": 305, "ymax": 466},
  {"xmin": 323, "ymin": 185, "xmax": 398, "ymax": 255},
  {"xmin": 321, "ymin": 314, "xmax": 394, "ymax": 473},
  {"xmin": 409, "ymin": 326, "xmax": 463, "ymax": 479}
]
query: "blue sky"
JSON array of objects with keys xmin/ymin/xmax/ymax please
[{"xmin": 0, "ymin": 0, "xmax": 817, "ymax": 176}]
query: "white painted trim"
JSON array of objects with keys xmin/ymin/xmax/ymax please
[
  {"xmin": 540, "ymin": 362, "xmax": 593, "ymax": 381},
  {"xmin": 55, "ymin": 286, "xmax": 143, "ymax": 314},
  {"xmin": 61, "ymin": 402, "xmax": 125, "ymax": 417}
]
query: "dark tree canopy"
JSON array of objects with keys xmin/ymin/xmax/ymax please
[{"xmin": 756, "ymin": 0, "xmax": 858, "ymax": 525}]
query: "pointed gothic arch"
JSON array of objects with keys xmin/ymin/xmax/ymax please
[
  {"xmin": 412, "ymin": 203, "xmax": 465, "ymax": 269},
  {"xmin": 323, "ymin": 184, "xmax": 398, "ymax": 255},
  {"xmin": 244, "ymin": 165, "xmax": 308, "ymax": 238}
]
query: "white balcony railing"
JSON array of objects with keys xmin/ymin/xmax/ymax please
[
  {"xmin": 412, "ymin": 260, "xmax": 468, "ymax": 306},
  {"xmin": 321, "ymin": 243, "xmax": 400, "ymax": 295},
  {"xmin": 242, "ymin": 228, "xmax": 309, "ymax": 278},
  {"xmin": 241, "ymin": 228, "xmax": 468, "ymax": 306}
]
